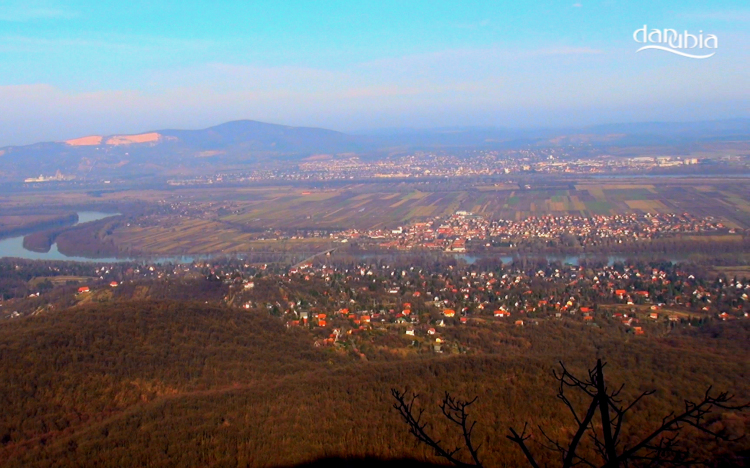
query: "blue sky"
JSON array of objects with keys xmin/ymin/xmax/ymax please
[{"xmin": 0, "ymin": 0, "xmax": 749, "ymax": 145}]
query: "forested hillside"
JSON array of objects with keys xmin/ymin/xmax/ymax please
[{"xmin": 0, "ymin": 299, "xmax": 747, "ymax": 467}]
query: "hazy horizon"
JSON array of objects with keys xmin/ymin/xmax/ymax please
[
  {"xmin": 4, "ymin": 115, "xmax": 750, "ymax": 148},
  {"xmin": 1, "ymin": 0, "xmax": 749, "ymax": 146}
]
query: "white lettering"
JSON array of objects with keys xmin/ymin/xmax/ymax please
[
  {"xmin": 647, "ymin": 29, "xmax": 662, "ymax": 43},
  {"xmin": 634, "ymin": 26, "xmax": 716, "ymax": 58},
  {"xmin": 664, "ymin": 29, "xmax": 681, "ymax": 48},
  {"xmin": 633, "ymin": 25, "xmax": 647, "ymax": 43},
  {"xmin": 684, "ymin": 31, "xmax": 698, "ymax": 48}
]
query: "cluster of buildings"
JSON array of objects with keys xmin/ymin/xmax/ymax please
[
  {"xmin": 238, "ymin": 258, "xmax": 748, "ymax": 352},
  {"xmin": 23, "ymin": 170, "xmax": 75, "ymax": 183},
  {"xmin": 161, "ymin": 150, "xmax": 731, "ymax": 186},
  {"xmin": 333, "ymin": 211, "xmax": 734, "ymax": 252},
  {"xmin": 2, "ymin": 252, "xmax": 747, "ymax": 356}
]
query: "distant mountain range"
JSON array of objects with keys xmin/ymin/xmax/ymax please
[
  {"xmin": 1, "ymin": 118, "xmax": 748, "ymax": 181},
  {"xmin": 0, "ymin": 120, "xmax": 373, "ymax": 181}
]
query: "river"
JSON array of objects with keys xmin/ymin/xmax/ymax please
[
  {"xmin": 0, "ymin": 212, "xmax": 130, "ymax": 262},
  {"xmin": 0, "ymin": 212, "xmax": 247, "ymax": 264},
  {"xmin": 0, "ymin": 212, "xmax": 688, "ymax": 266}
]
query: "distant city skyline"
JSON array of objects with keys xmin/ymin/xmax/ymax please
[{"xmin": 1, "ymin": 0, "xmax": 749, "ymax": 146}]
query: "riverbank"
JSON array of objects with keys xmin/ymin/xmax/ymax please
[{"xmin": 0, "ymin": 213, "xmax": 78, "ymax": 240}]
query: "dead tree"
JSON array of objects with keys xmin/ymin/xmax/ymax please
[
  {"xmin": 391, "ymin": 389, "xmax": 483, "ymax": 467},
  {"xmin": 393, "ymin": 359, "xmax": 748, "ymax": 468},
  {"xmin": 507, "ymin": 359, "xmax": 749, "ymax": 467}
]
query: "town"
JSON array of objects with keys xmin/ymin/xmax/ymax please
[
  {"xmin": 334, "ymin": 211, "xmax": 735, "ymax": 252},
  {"xmin": 2, "ymin": 253, "xmax": 747, "ymax": 356},
  {"xmin": 162, "ymin": 149, "xmax": 746, "ymax": 187},
  {"xmin": 135, "ymin": 201, "xmax": 739, "ymax": 254}
]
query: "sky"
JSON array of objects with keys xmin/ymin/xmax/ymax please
[{"xmin": 0, "ymin": 0, "xmax": 749, "ymax": 146}]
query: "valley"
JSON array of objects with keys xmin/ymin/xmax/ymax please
[
  {"xmin": 1, "ymin": 123, "xmax": 749, "ymax": 468},
  {"xmin": 2, "ymin": 174, "xmax": 749, "ymax": 262}
]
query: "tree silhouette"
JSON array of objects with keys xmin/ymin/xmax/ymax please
[
  {"xmin": 393, "ymin": 359, "xmax": 748, "ymax": 467},
  {"xmin": 391, "ymin": 389, "xmax": 483, "ymax": 467}
]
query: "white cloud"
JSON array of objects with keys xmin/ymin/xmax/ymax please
[{"xmin": 0, "ymin": 6, "xmax": 76, "ymax": 22}]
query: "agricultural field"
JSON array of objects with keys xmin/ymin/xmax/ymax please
[
  {"xmin": 2, "ymin": 176, "xmax": 750, "ymax": 256},
  {"xmin": 84, "ymin": 178, "xmax": 750, "ymax": 256},
  {"xmin": 220, "ymin": 188, "xmax": 467, "ymax": 229},
  {"xmin": 213, "ymin": 179, "xmax": 750, "ymax": 230},
  {"xmin": 110, "ymin": 217, "xmax": 333, "ymax": 256}
]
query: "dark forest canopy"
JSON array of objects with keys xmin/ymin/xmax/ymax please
[{"xmin": 0, "ymin": 298, "xmax": 747, "ymax": 467}]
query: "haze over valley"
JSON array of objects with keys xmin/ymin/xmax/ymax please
[{"xmin": 1, "ymin": 1, "xmax": 749, "ymax": 467}]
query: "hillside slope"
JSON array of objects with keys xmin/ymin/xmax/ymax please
[
  {"xmin": 2, "ymin": 118, "xmax": 749, "ymax": 181},
  {"xmin": 0, "ymin": 120, "xmax": 369, "ymax": 180},
  {"xmin": 0, "ymin": 300, "xmax": 747, "ymax": 467}
]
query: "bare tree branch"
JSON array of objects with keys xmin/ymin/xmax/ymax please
[
  {"xmin": 509, "ymin": 360, "xmax": 749, "ymax": 468},
  {"xmin": 593, "ymin": 360, "xmax": 617, "ymax": 464},
  {"xmin": 613, "ymin": 389, "xmax": 749, "ymax": 466},
  {"xmin": 396, "ymin": 359, "xmax": 748, "ymax": 468},
  {"xmin": 440, "ymin": 392, "xmax": 483, "ymax": 466},
  {"xmin": 562, "ymin": 396, "xmax": 599, "ymax": 468},
  {"xmin": 392, "ymin": 388, "xmax": 483, "ymax": 467},
  {"xmin": 507, "ymin": 423, "xmax": 540, "ymax": 468}
]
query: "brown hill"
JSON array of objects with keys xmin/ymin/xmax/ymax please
[{"xmin": 0, "ymin": 300, "xmax": 747, "ymax": 467}]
